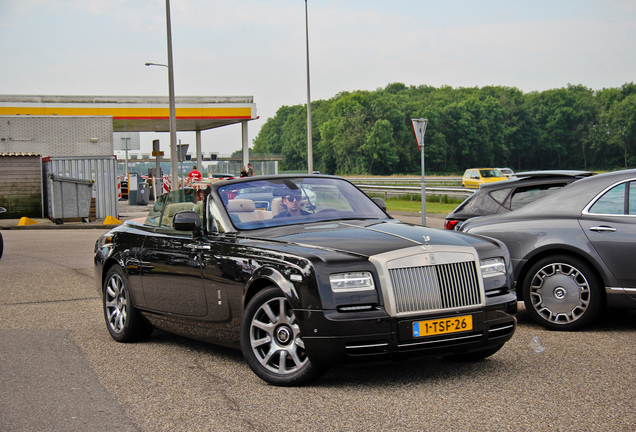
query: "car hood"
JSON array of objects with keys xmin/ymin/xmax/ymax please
[{"xmin": 248, "ymin": 219, "xmax": 496, "ymax": 258}]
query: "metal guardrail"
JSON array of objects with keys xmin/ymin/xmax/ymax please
[
  {"xmin": 350, "ymin": 177, "xmax": 463, "ymax": 186},
  {"xmin": 348, "ymin": 177, "xmax": 474, "ymax": 200},
  {"xmin": 355, "ymin": 184, "xmax": 474, "ymax": 200}
]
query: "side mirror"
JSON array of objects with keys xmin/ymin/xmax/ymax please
[
  {"xmin": 371, "ymin": 197, "xmax": 387, "ymax": 212},
  {"xmin": 173, "ymin": 210, "xmax": 201, "ymax": 232}
]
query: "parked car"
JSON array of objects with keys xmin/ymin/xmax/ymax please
[
  {"xmin": 460, "ymin": 169, "xmax": 636, "ymax": 331},
  {"xmin": 461, "ymin": 168, "xmax": 508, "ymax": 189},
  {"xmin": 0, "ymin": 206, "xmax": 5, "ymax": 259},
  {"xmin": 445, "ymin": 170, "xmax": 595, "ymax": 230},
  {"xmin": 95, "ymin": 175, "xmax": 517, "ymax": 386},
  {"xmin": 496, "ymin": 167, "xmax": 515, "ymax": 178},
  {"xmin": 209, "ymin": 173, "xmax": 235, "ymax": 180}
]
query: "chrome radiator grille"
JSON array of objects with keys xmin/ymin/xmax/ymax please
[{"xmin": 389, "ymin": 261, "xmax": 482, "ymax": 314}]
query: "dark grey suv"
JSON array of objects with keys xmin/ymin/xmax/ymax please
[{"xmin": 444, "ymin": 170, "xmax": 594, "ymax": 230}]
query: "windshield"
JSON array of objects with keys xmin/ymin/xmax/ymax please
[
  {"xmin": 144, "ymin": 187, "xmax": 198, "ymax": 228},
  {"xmin": 216, "ymin": 177, "xmax": 388, "ymax": 230},
  {"xmin": 480, "ymin": 169, "xmax": 505, "ymax": 178}
]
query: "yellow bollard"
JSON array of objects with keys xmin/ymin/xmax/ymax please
[
  {"xmin": 103, "ymin": 216, "xmax": 122, "ymax": 225},
  {"xmin": 18, "ymin": 217, "xmax": 38, "ymax": 226}
]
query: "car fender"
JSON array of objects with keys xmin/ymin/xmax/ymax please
[
  {"xmin": 512, "ymin": 236, "xmax": 618, "ymax": 295},
  {"xmin": 466, "ymin": 219, "xmax": 618, "ymax": 294},
  {"xmin": 244, "ymin": 265, "xmax": 301, "ymax": 308},
  {"xmin": 97, "ymin": 239, "xmax": 148, "ymax": 308},
  {"xmin": 95, "ymin": 240, "xmax": 124, "ymax": 291}
]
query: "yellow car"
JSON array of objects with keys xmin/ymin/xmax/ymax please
[{"xmin": 462, "ymin": 168, "xmax": 508, "ymax": 188}]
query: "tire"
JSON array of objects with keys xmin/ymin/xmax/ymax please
[
  {"xmin": 241, "ymin": 286, "xmax": 326, "ymax": 386},
  {"xmin": 0, "ymin": 232, "xmax": 3, "ymax": 260},
  {"xmin": 522, "ymin": 255, "xmax": 603, "ymax": 331},
  {"xmin": 446, "ymin": 344, "xmax": 504, "ymax": 362},
  {"xmin": 103, "ymin": 265, "xmax": 153, "ymax": 342}
]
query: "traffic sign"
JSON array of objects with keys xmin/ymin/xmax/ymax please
[{"xmin": 411, "ymin": 118, "xmax": 428, "ymax": 150}]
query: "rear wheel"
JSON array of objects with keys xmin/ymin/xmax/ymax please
[
  {"xmin": 522, "ymin": 255, "xmax": 603, "ymax": 330},
  {"xmin": 103, "ymin": 265, "xmax": 153, "ymax": 342},
  {"xmin": 241, "ymin": 286, "xmax": 326, "ymax": 386}
]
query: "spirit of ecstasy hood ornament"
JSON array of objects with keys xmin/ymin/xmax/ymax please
[{"xmin": 422, "ymin": 235, "xmax": 432, "ymax": 250}]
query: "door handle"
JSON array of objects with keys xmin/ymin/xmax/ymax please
[
  {"xmin": 589, "ymin": 226, "xmax": 617, "ymax": 232},
  {"xmin": 185, "ymin": 243, "xmax": 211, "ymax": 250}
]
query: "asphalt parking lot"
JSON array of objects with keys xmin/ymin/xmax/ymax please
[{"xmin": 0, "ymin": 213, "xmax": 635, "ymax": 431}]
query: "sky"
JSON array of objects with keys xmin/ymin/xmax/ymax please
[{"xmin": 1, "ymin": 0, "xmax": 635, "ymax": 156}]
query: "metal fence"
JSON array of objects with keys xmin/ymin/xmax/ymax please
[{"xmin": 212, "ymin": 160, "xmax": 279, "ymax": 177}]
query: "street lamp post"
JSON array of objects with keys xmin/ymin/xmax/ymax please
[
  {"xmin": 165, "ymin": 0, "xmax": 178, "ymax": 189},
  {"xmin": 145, "ymin": 0, "xmax": 179, "ymax": 190},
  {"xmin": 305, "ymin": 0, "xmax": 313, "ymax": 174}
]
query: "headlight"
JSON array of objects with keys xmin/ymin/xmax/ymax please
[
  {"xmin": 480, "ymin": 257, "xmax": 506, "ymax": 278},
  {"xmin": 329, "ymin": 272, "xmax": 375, "ymax": 292}
]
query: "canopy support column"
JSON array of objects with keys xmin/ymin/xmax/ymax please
[
  {"xmin": 196, "ymin": 130, "xmax": 202, "ymax": 170},
  {"xmin": 242, "ymin": 120, "xmax": 249, "ymax": 168}
]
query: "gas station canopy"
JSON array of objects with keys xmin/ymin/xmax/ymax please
[{"xmin": 0, "ymin": 95, "xmax": 257, "ymax": 132}]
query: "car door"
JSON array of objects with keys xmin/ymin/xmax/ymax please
[
  {"xmin": 463, "ymin": 170, "xmax": 477, "ymax": 188},
  {"xmin": 579, "ymin": 180, "xmax": 636, "ymax": 294},
  {"xmin": 195, "ymin": 198, "xmax": 247, "ymax": 324},
  {"xmin": 469, "ymin": 170, "xmax": 480, "ymax": 188},
  {"xmin": 140, "ymin": 228, "xmax": 209, "ymax": 317},
  {"xmin": 197, "ymin": 235, "xmax": 246, "ymax": 324}
]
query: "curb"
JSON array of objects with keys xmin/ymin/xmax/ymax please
[
  {"xmin": 0, "ymin": 223, "xmax": 124, "ymax": 230},
  {"xmin": 0, "ymin": 210, "xmax": 446, "ymax": 230}
]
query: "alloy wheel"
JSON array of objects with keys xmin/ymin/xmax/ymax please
[
  {"xmin": 105, "ymin": 272, "xmax": 128, "ymax": 334},
  {"xmin": 529, "ymin": 262, "xmax": 590, "ymax": 325},
  {"xmin": 248, "ymin": 296, "xmax": 308, "ymax": 375}
]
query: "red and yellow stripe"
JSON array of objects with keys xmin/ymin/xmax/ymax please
[{"xmin": 0, "ymin": 106, "xmax": 253, "ymax": 120}]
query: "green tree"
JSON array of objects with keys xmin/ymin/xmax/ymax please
[
  {"xmin": 361, "ymin": 119, "xmax": 398, "ymax": 174},
  {"xmin": 608, "ymin": 94, "xmax": 636, "ymax": 167},
  {"xmin": 319, "ymin": 92, "xmax": 370, "ymax": 174},
  {"xmin": 251, "ymin": 82, "xmax": 636, "ymax": 174}
]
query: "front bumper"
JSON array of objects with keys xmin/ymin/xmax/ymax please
[{"xmin": 298, "ymin": 300, "xmax": 517, "ymax": 366}]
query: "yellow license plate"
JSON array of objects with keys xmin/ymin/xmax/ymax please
[{"xmin": 413, "ymin": 315, "xmax": 473, "ymax": 337}]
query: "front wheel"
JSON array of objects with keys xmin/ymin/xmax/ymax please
[
  {"xmin": 241, "ymin": 287, "xmax": 326, "ymax": 386},
  {"xmin": 103, "ymin": 265, "xmax": 153, "ymax": 342},
  {"xmin": 522, "ymin": 255, "xmax": 603, "ymax": 330}
]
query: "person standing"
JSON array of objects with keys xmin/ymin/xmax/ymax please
[
  {"xmin": 247, "ymin": 163, "xmax": 255, "ymax": 177},
  {"xmin": 188, "ymin": 165, "xmax": 202, "ymax": 183},
  {"xmin": 240, "ymin": 166, "xmax": 248, "ymax": 177}
]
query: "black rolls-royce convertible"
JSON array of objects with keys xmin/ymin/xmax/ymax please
[{"xmin": 94, "ymin": 175, "xmax": 517, "ymax": 386}]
